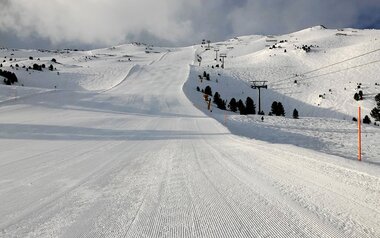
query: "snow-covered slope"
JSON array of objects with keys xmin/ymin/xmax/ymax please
[
  {"xmin": 185, "ymin": 26, "xmax": 380, "ymax": 162},
  {"xmin": 1, "ymin": 27, "xmax": 379, "ymax": 162},
  {"xmin": 0, "ymin": 44, "xmax": 169, "ymax": 91},
  {"xmin": 192, "ymin": 26, "xmax": 380, "ymax": 118},
  {"xmin": 0, "ymin": 27, "xmax": 380, "ymax": 237}
]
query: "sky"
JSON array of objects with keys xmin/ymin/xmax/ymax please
[{"xmin": 0, "ymin": 0, "xmax": 379, "ymax": 49}]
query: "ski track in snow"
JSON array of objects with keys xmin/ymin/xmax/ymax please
[{"xmin": 0, "ymin": 35, "xmax": 380, "ymax": 237}]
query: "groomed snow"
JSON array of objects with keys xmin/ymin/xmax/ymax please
[{"xmin": 0, "ymin": 27, "xmax": 379, "ymax": 237}]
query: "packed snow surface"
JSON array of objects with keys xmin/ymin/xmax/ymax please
[{"xmin": 0, "ymin": 27, "xmax": 379, "ymax": 237}]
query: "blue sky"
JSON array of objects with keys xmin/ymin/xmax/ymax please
[{"xmin": 0, "ymin": 0, "xmax": 379, "ymax": 49}]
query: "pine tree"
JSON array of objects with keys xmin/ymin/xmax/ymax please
[
  {"xmin": 376, "ymin": 93, "xmax": 380, "ymax": 107},
  {"xmin": 229, "ymin": 98, "xmax": 237, "ymax": 112},
  {"xmin": 354, "ymin": 93, "xmax": 360, "ymax": 101},
  {"xmin": 0, "ymin": 69, "xmax": 18, "ymax": 84},
  {"xmin": 33, "ymin": 64, "xmax": 42, "ymax": 71},
  {"xmin": 245, "ymin": 97, "xmax": 256, "ymax": 114},
  {"xmin": 363, "ymin": 115, "xmax": 371, "ymax": 124},
  {"xmin": 220, "ymin": 100, "xmax": 227, "ymax": 110},
  {"xmin": 370, "ymin": 93, "xmax": 380, "ymax": 121},
  {"xmin": 371, "ymin": 107, "xmax": 380, "ymax": 121},
  {"xmin": 213, "ymin": 92, "xmax": 221, "ymax": 104},
  {"xmin": 213, "ymin": 92, "xmax": 226, "ymax": 110},
  {"xmin": 358, "ymin": 90, "xmax": 363, "ymax": 100},
  {"xmin": 293, "ymin": 109, "xmax": 299, "ymax": 119},
  {"xmin": 271, "ymin": 101, "xmax": 278, "ymax": 115},
  {"xmin": 204, "ymin": 86, "xmax": 212, "ymax": 96},
  {"xmin": 237, "ymin": 99, "xmax": 247, "ymax": 115},
  {"xmin": 277, "ymin": 102, "xmax": 285, "ymax": 116}
]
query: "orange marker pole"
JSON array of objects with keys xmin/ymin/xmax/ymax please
[{"xmin": 358, "ymin": 106, "xmax": 362, "ymax": 161}]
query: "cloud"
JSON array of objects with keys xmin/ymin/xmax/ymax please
[
  {"xmin": 0, "ymin": 0, "xmax": 198, "ymax": 45},
  {"xmin": 227, "ymin": 0, "xmax": 380, "ymax": 35},
  {"xmin": 0, "ymin": 0, "xmax": 379, "ymax": 49}
]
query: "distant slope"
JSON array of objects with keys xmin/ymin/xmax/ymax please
[
  {"xmin": 0, "ymin": 44, "xmax": 169, "ymax": 91},
  {"xmin": 193, "ymin": 26, "xmax": 380, "ymax": 119},
  {"xmin": 184, "ymin": 26, "xmax": 380, "ymax": 163}
]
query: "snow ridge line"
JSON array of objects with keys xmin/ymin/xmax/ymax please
[
  {"xmin": 101, "ymin": 51, "xmax": 170, "ymax": 94},
  {"xmin": 148, "ymin": 51, "xmax": 170, "ymax": 66},
  {"xmin": 100, "ymin": 64, "xmax": 141, "ymax": 93}
]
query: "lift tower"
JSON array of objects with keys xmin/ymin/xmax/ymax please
[
  {"xmin": 214, "ymin": 49, "xmax": 220, "ymax": 61},
  {"xmin": 250, "ymin": 81, "xmax": 268, "ymax": 114},
  {"xmin": 220, "ymin": 53, "xmax": 227, "ymax": 69}
]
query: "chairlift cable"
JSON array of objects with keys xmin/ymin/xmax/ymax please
[{"xmin": 272, "ymin": 48, "xmax": 380, "ymax": 85}]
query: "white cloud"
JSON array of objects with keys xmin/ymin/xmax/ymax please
[
  {"xmin": 0, "ymin": 0, "xmax": 379, "ymax": 48},
  {"xmin": 0, "ymin": 0, "xmax": 200, "ymax": 46},
  {"xmin": 227, "ymin": 0, "xmax": 366, "ymax": 35}
]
